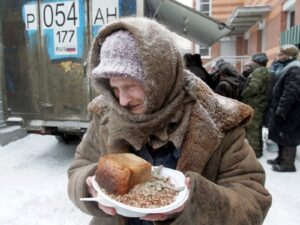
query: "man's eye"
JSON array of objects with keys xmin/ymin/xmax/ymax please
[
  {"xmin": 128, "ymin": 85, "xmax": 138, "ymax": 90},
  {"xmin": 113, "ymin": 88, "xmax": 120, "ymax": 95}
]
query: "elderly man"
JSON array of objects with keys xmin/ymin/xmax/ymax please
[
  {"xmin": 267, "ymin": 44, "xmax": 300, "ymax": 172},
  {"xmin": 68, "ymin": 17, "xmax": 271, "ymax": 225}
]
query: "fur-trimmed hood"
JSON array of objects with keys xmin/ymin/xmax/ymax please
[
  {"xmin": 88, "ymin": 17, "xmax": 253, "ymax": 142},
  {"xmin": 89, "ymin": 71, "xmax": 253, "ymax": 173},
  {"xmin": 89, "ymin": 17, "xmax": 184, "ymax": 114},
  {"xmin": 88, "ymin": 70, "xmax": 253, "ymax": 154},
  {"xmin": 179, "ymin": 71, "xmax": 253, "ymax": 172},
  {"xmin": 87, "ymin": 16, "xmax": 253, "ymax": 169},
  {"xmin": 183, "ymin": 70, "xmax": 253, "ymax": 132},
  {"xmin": 88, "ymin": 17, "xmax": 196, "ymax": 150}
]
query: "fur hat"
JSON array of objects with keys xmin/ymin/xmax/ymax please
[
  {"xmin": 92, "ymin": 30, "xmax": 145, "ymax": 83},
  {"xmin": 217, "ymin": 62, "xmax": 239, "ymax": 77},
  {"xmin": 280, "ymin": 44, "xmax": 299, "ymax": 59},
  {"xmin": 252, "ymin": 52, "xmax": 268, "ymax": 66}
]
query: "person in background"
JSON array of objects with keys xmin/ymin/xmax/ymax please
[
  {"xmin": 262, "ymin": 58, "xmax": 283, "ymax": 152},
  {"xmin": 265, "ymin": 43, "xmax": 300, "ymax": 122},
  {"xmin": 209, "ymin": 58, "xmax": 225, "ymax": 74},
  {"xmin": 242, "ymin": 60, "xmax": 256, "ymax": 79},
  {"xmin": 67, "ymin": 17, "xmax": 271, "ymax": 225},
  {"xmin": 208, "ymin": 58, "xmax": 225, "ymax": 89},
  {"xmin": 214, "ymin": 61, "xmax": 244, "ymax": 100},
  {"xmin": 267, "ymin": 44, "xmax": 300, "ymax": 172},
  {"xmin": 184, "ymin": 53, "xmax": 211, "ymax": 86},
  {"xmin": 241, "ymin": 53, "xmax": 269, "ymax": 158}
]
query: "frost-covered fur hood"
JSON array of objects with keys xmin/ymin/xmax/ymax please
[
  {"xmin": 88, "ymin": 16, "xmax": 253, "ymax": 130},
  {"xmin": 89, "ymin": 69, "xmax": 254, "ymax": 144},
  {"xmin": 89, "ymin": 17, "xmax": 184, "ymax": 114},
  {"xmin": 183, "ymin": 70, "xmax": 253, "ymax": 132},
  {"xmin": 87, "ymin": 17, "xmax": 253, "ymax": 151}
]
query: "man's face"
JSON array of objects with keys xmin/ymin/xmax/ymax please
[
  {"xmin": 243, "ymin": 61, "xmax": 252, "ymax": 70},
  {"xmin": 242, "ymin": 61, "xmax": 254, "ymax": 75},
  {"xmin": 243, "ymin": 65, "xmax": 252, "ymax": 72},
  {"xmin": 278, "ymin": 52, "xmax": 289, "ymax": 62},
  {"xmin": 109, "ymin": 77, "xmax": 145, "ymax": 114}
]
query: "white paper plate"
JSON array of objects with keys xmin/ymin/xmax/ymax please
[{"xmin": 82, "ymin": 167, "xmax": 189, "ymax": 217}]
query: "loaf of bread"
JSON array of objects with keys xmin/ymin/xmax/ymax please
[{"xmin": 95, "ymin": 153, "xmax": 152, "ymax": 195}]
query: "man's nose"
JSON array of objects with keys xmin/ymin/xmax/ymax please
[{"xmin": 119, "ymin": 91, "xmax": 130, "ymax": 107}]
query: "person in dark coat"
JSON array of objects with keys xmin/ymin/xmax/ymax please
[
  {"xmin": 208, "ymin": 58, "xmax": 225, "ymax": 90},
  {"xmin": 242, "ymin": 60, "xmax": 256, "ymax": 79},
  {"xmin": 267, "ymin": 44, "xmax": 300, "ymax": 172},
  {"xmin": 184, "ymin": 53, "xmax": 211, "ymax": 87},
  {"xmin": 214, "ymin": 61, "xmax": 241, "ymax": 100},
  {"xmin": 264, "ymin": 58, "xmax": 292, "ymax": 127},
  {"xmin": 241, "ymin": 53, "xmax": 269, "ymax": 158}
]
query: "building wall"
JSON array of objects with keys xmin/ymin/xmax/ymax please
[
  {"xmin": 204, "ymin": 0, "xmax": 300, "ymax": 66},
  {"xmin": 235, "ymin": 0, "xmax": 286, "ymax": 63},
  {"xmin": 264, "ymin": 1, "xmax": 286, "ymax": 61},
  {"xmin": 248, "ymin": 26, "xmax": 260, "ymax": 54},
  {"xmin": 244, "ymin": 0, "xmax": 273, "ymax": 5},
  {"xmin": 211, "ymin": 0, "xmax": 244, "ymax": 22},
  {"xmin": 202, "ymin": 0, "xmax": 243, "ymax": 64},
  {"xmin": 252, "ymin": 0, "xmax": 285, "ymax": 62},
  {"xmin": 295, "ymin": 0, "xmax": 300, "ymax": 24}
]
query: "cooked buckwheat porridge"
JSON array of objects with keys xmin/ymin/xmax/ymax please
[{"xmin": 100, "ymin": 176, "xmax": 181, "ymax": 208}]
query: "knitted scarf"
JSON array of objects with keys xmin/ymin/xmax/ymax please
[{"xmin": 89, "ymin": 17, "xmax": 194, "ymax": 150}]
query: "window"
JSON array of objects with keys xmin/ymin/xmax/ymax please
[
  {"xmin": 288, "ymin": 10, "xmax": 295, "ymax": 28},
  {"xmin": 193, "ymin": 43, "xmax": 210, "ymax": 58},
  {"xmin": 199, "ymin": 46, "xmax": 210, "ymax": 57},
  {"xmin": 197, "ymin": 0, "xmax": 211, "ymax": 57},
  {"xmin": 283, "ymin": 0, "xmax": 296, "ymax": 28},
  {"xmin": 198, "ymin": 0, "xmax": 211, "ymax": 16}
]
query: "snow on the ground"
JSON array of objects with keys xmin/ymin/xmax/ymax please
[
  {"xmin": 0, "ymin": 133, "xmax": 299, "ymax": 225},
  {"xmin": 0, "ymin": 134, "xmax": 91, "ymax": 225},
  {"xmin": 259, "ymin": 144, "xmax": 300, "ymax": 225}
]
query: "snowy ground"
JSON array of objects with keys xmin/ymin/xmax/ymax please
[
  {"xmin": 0, "ymin": 133, "xmax": 299, "ymax": 225},
  {"xmin": 0, "ymin": 134, "xmax": 91, "ymax": 225}
]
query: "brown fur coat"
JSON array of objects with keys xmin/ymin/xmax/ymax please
[
  {"xmin": 68, "ymin": 73, "xmax": 271, "ymax": 225},
  {"xmin": 68, "ymin": 17, "xmax": 271, "ymax": 225}
]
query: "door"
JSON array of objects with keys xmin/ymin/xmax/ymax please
[
  {"xmin": 0, "ymin": 0, "xmax": 42, "ymax": 120},
  {"xmin": 1, "ymin": 0, "xmax": 137, "ymax": 124},
  {"xmin": 25, "ymin": 0, "xmax": 90, "ymax": 121}
]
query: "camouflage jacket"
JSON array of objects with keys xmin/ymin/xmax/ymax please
[{"xmin": 241, "ymin": 66, "xmax": 269, "ymax": 111}]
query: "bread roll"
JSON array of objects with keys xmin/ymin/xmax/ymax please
[{"xmin": 95, "ymin": 153, "xmax": 152, "ymax": 195}]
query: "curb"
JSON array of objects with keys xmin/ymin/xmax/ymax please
[{"xmin": 0, "ymin": 125, "xmax": 27, "ymax": 146}]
